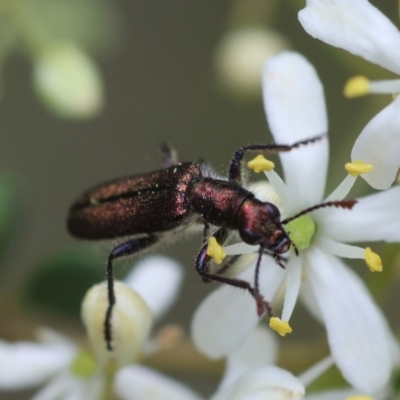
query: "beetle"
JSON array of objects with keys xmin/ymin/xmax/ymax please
[{"xmin": 67, "ymin": 135, "xmax": 355, "ymax": 350}]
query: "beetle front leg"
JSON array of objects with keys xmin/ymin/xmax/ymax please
[
  {"xmin": 195, "ymin": 230, "xmax": 272, "ymax": 317},
  {"xmin": 197, "ymin": 228, "xmax": 228, "ymax": 283},
  {"xmin": 202, "ymin": 222, "xmax": 210, "ymax": 244},
  {"xmin": 105, "ymin": 235, "xmax": 158, "ymax": 350}
]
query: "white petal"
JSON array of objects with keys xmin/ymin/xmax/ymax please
[
  {"xmin": 299, "ymin": 0, "xmax": 400, "ymax": 75},
  {"xmin": 305, "ymin": 388, "xmax": 358, "ymax": 400},
  {"xmin": 262, "ymin": 52, "xmax": 328, "ymax": 211},
  {"xmin": 0, "ymin": 340, "xmax": 73, "ymax": 389},
  {"xmin": 191, "ymin": 257, "xmax": 286, "ymax": 359},
  {"xmin": 224, "ymin": 242, "xmax": 259, "ymax": 256},
  {"xmin": 305, "ymin": 248, "xmax": 396, "ymax": 393},
  {"xmin": 281, "ymin": 255, "xmax": 303, "ymax": 321},
  {"xmin": 216, "ymin": 327, "xmax": 278, "ymax": 394},
  {"xmin": 351, "ymin": 97, "xmax": 400, "ymax": 189},
  {"xmin": 31, "ymin": 373, "xmax": 72, "ymax": 400},
  {"xmin": 316, "ymin": 186, "xmax": 400, "ymax": 243},
  {"xmin": 115, "ymin": 365, "xmax": 203, "ymax": 400},
  {"xmin": 36, "ymin": 327, "xmax": 76, "ymax": 348},
  {"xmin": 213, "ymin": 366, "xmax": 305, "ymax": 400},
  {"xmin": 191, "ymin": 284, "xmax": 259, "ymax": 360},
  {"xmin": 125, "ymin": 256, "xmax": 184, "ymax": 320}
]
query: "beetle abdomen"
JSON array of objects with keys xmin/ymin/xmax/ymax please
[{"xmin": 68, "ymin": 162, "xmax": 202, "ymax": 239}]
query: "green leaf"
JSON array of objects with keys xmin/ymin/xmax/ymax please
[{"xmin": 22, "ymin": 248, "xmax": 104, "ymax": 317}]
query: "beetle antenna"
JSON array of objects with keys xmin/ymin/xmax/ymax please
[{"xmin": 281, "ymin": 200, "xmax": 357, "ymax": 225}]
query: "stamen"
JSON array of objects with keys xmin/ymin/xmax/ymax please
[
  {"xmin": 365, "ymin": 247, "xmax": 382, "ymax": 272},
  {"xmin": 319, "ymin": 238, "xmax": 365, "ymax": 259},
  {"xmin": 263, "ymin": 169, "xmax": 291, "ymax": 211},
  {"xmin": 247, "ymin": 155, "xmax": 275, "ymax": 173},
  {"xmin": 269, "ymin": 317, "xmax": 292, "ymax": 337},
  {"xmin": 324, "ymin": 174, "xmax": 357, "ymax": 202},
  {"xmin": 343, "ymin": 76, "xmax": 370, "ymax": 98},
  {"xmin": 298, "ymin": 355, "xmax": 334, "ymax": 387},
  {"xmin": 369, "ymin": 78, "xmax": 400, "ymax": 94},
  {"xmin": 281, "ymin": 256, "xmax": 302, "ymax": 322},
  {"xmin": 319, "ymin": 239, "xmax": 382, "ymax": 273},
  {"xmin": 207, "ymin": 237, "xmax": 226, "ymax": 264},
  {"xmin": 345, "ymin": 160, "xmax": 373, "ymax": 176}
]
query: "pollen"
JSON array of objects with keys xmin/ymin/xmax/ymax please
[
  {"xmin": 345, "ymin": 160, "xmax": 373, "ymax": 176},
  {"xmin": 269, "ymin": 317, "xmax": 292, "ymax": 337},
  {"xmin": 343, "ymin": 75, "xmax": 370, "ymax": 98},
  {"xmin": 207, "ymin": 237, "xmax": 226, "ymax": 264},
  {"xmin": 247, "ymin": 155, "xmax": 275, "ymax": 173},
  {"xmin": 364, "ymin": 247, "xmax": 382, "ymax": 272}
]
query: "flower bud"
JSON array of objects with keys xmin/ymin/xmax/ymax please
[
  {"xmin": 33, "ymin": 43, "xmax": 103, "ymax": 118},
  {"xmin": 81, "ymin": 281, "xmax": 153, "ymax": 367},
  {"xmin": 215, "ymin": 28, "xmax": 289, "ymax": 100}
]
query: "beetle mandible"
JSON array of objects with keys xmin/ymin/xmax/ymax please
[{"xmin": 67, "ymin": 135, "xmax": 355, "ymax": 350}]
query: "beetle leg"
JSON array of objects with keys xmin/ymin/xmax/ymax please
[
  {"xmin": 196, "ymin": 230, "xmax": 273, "ymax": 317},
  {"xmin": 105, "ymin": 235, "xmax": 158, "ymax": 351},
  {"xmin": 160, "ymin": 142, "xmax": 179, "ymax": 168},
  {"xmin": 228, "ymin": 134, "xmax": 325, "ymax": 184},
  {"xmin": 215, "ymin": 254, "xmax": 240, "ymax": 275},
  {"xmin": 202, "ymin": 222, "xmax": 210, "ymax": 244},
  {"xmin": 198, "ymin": 228, "xmax": 228, "ymax": 283}
]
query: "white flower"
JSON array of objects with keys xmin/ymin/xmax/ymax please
[
  {"xmin": 0, "ymin": 256, "xmax": 202, "ymax": 400},
  {"xmin": 211, "ymin": 325, "xmax": 379, "ymax": 400},
  {"xmin": 191, "ymin": 52, "xmax": 400, "ymax": 395},
  {"xmin": 0, "ymin": 328, "xmax": 104, "ymax": 399},
  {"xmin": 298, "ymin": 0, "xmax": 400, "ymax": 189}
]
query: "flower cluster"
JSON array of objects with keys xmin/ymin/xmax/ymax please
[
  {"xmin": 192, "ymin": 47, "xmax": 400, "ymax": 399},
  {"xmin": 1, "ymin": 1, "xmax": 400, "ymax": 399}
]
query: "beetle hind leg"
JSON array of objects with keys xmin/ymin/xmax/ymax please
[{"xmin": 105, "ymin": 235, "xmax": 158, "ymax": 351}]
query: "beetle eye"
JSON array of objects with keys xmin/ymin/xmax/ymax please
[{"xmin": 265, "ymin": 203, "xmax": 280, "ymax": 220}]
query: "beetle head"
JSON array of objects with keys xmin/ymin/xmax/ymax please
[{"xmin": 237, "ymin": 198, "xmax": 291, "ymax": 254}]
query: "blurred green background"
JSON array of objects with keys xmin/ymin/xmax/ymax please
[{"xmin": 0, "ymin": 0, "xmax": 399, "ymax": 397}]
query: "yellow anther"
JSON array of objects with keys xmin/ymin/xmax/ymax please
[
  {"xmin": 247, "ymin": 155, "xmax": 275, "ymax": 173},
  {"xmin": 269, "ymin": 317, "xmax": 292, "ymax": 337},
  {"xmin": 345, "ymin": 160, "xmax": 373, "ymax": 176},
  {"xmin": 346, "ymin": 396, "xmax": 373, "ymax": 400},
  {"xmin": 207, "ymin": 237, "xmax": 226, "ymax": 264},
  {"xmin": 365, "ymin": 247, "xmax": 382, "ymax": 272},
  {"xmin": 343, "ymin": 75, "xmax": 370, "ymax": 98}
]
